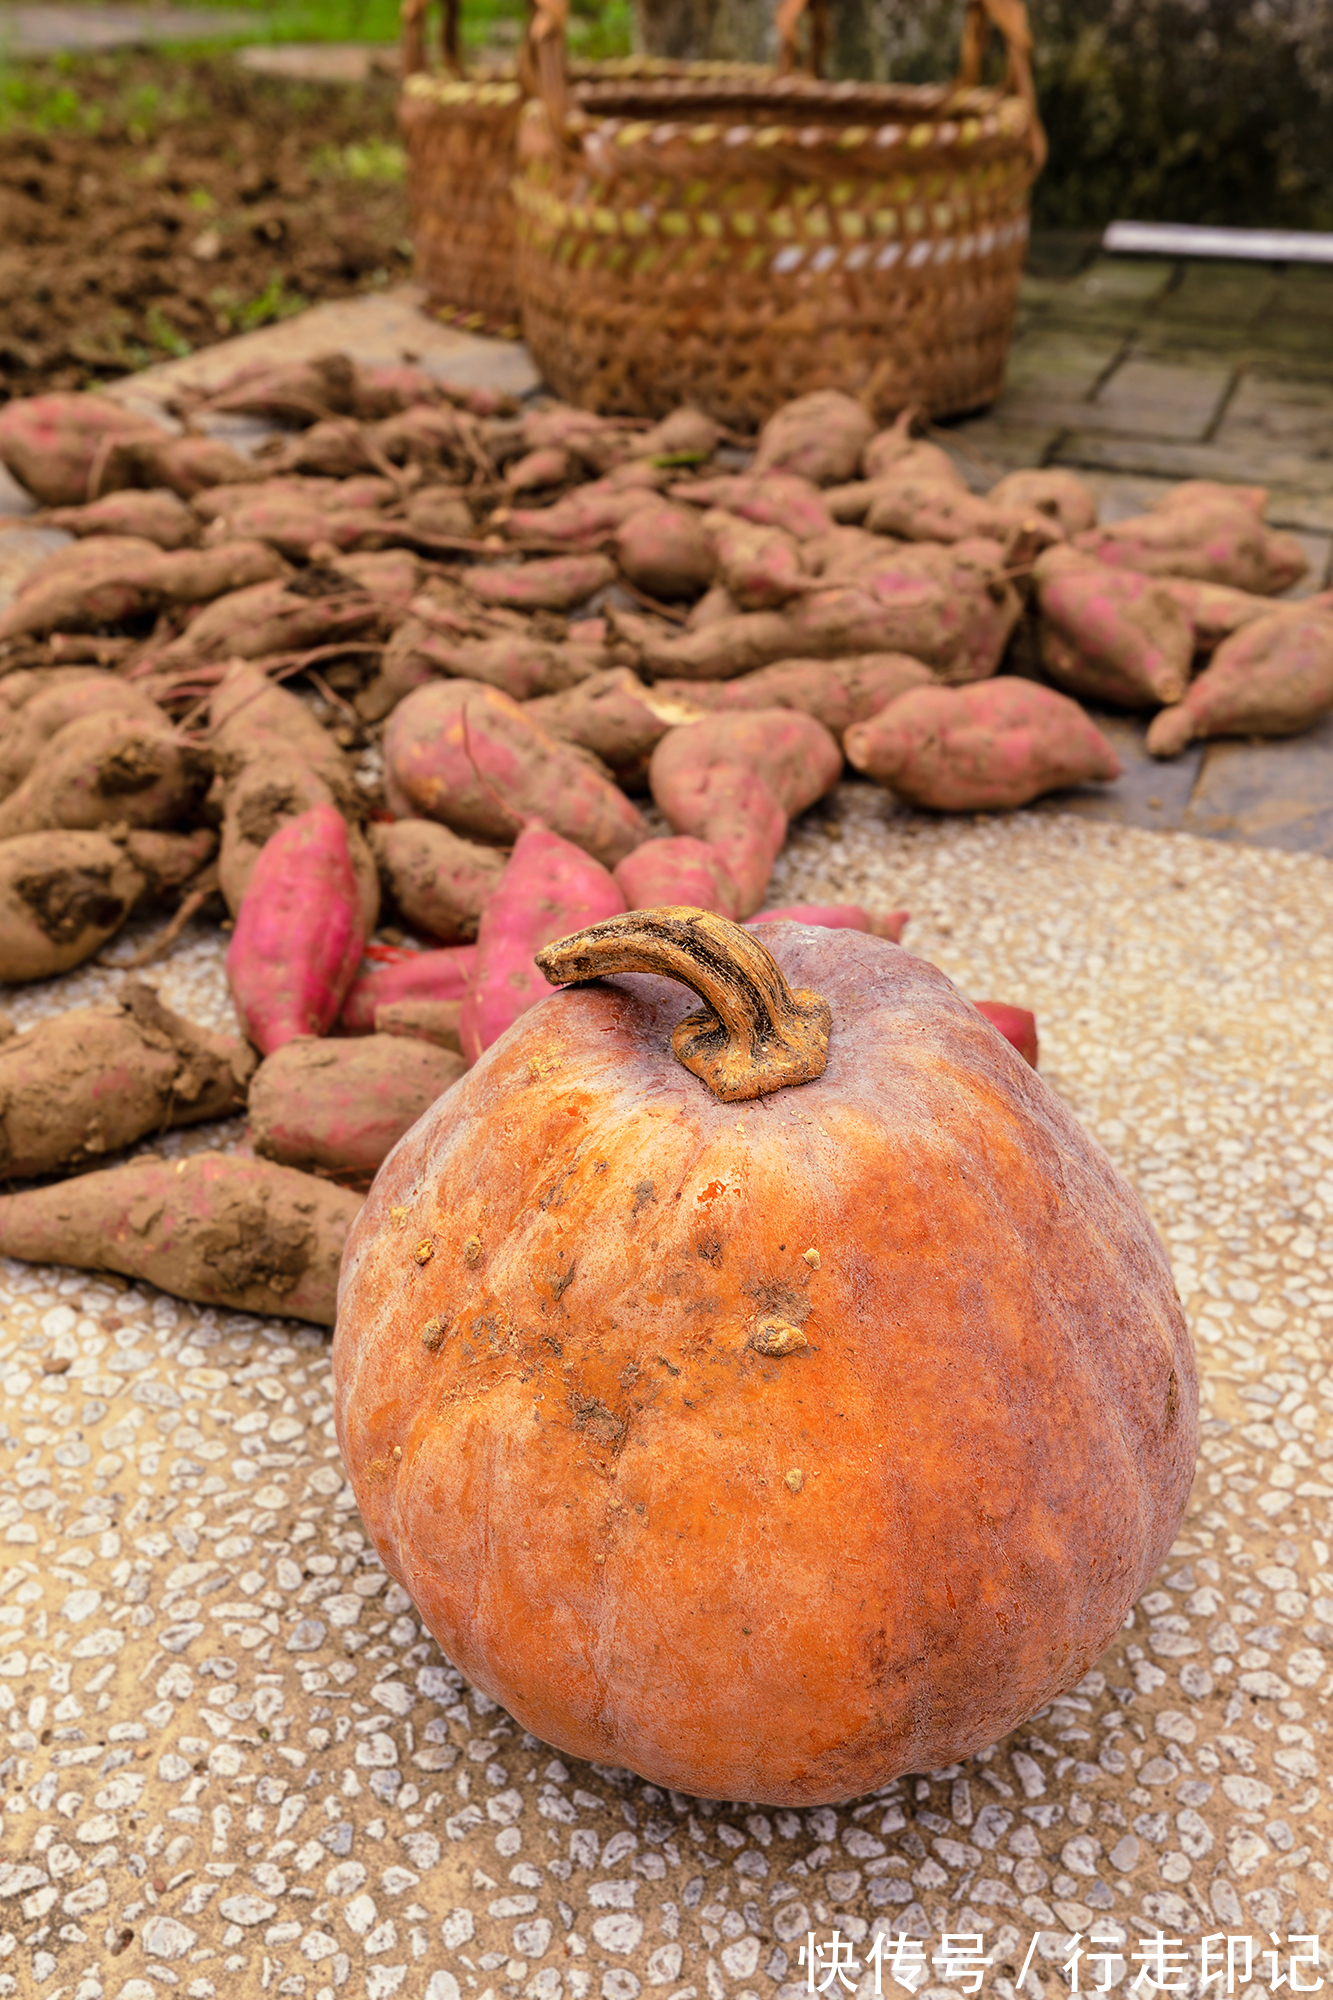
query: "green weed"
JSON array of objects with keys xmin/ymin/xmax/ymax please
[{"xmin": 312, "ymin": 138, "xmax": 405, "ymax": 182}]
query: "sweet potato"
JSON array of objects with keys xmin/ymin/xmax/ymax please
[
  {"xmin": 370, "ymin": 817, "xmax": 506, "ymax": 944},
  {"xmin": 518, "ymin": 406, "xmax": 637, "ymax": 474},
  {"xmin": 192, "ymin": 473, "xmax": 397, "ymax": 522},
  {"xmin": 0, "ymin": 536, "xmax": 286, "ymax": 641},
  {"xmin": 525, "ymin": 669, "xmax": 698, "ymax": 789},
  {"xmin": 988, "ymin": 468, "xmax": 1097, "ymax": 538},
  {"xmin": 0, "ymin": 979, "xmax": 253, "ymax": 1180},
  {"xmin": 860, "ymin": 413, "xmax": 963, "ymax": 486},
  {"xmin": 199, "ymin": 352, "xmax": 361, "ymax": 423},
  {"xmin": 864, "ymin": 475, "xmax": 1063, "ymax": 553},
  {"xmin": 668, "ymin": 473, "xmax": 833, "ymax": 542},
  {"xmin": 507, "ymin": 445, "xmax": 578, "ymax": 492},
  {"xmin": 459, "ymin": 820, "xmax": 627, "ymax": 1061},
  {"xmin": 504, "ymin": 473, "xmax": 663, "ymax": 547},
  {"xmin": 0, "ymin": 1151, "xmax": 360, "ymax": 1324},
  {"xmin": 640, "ymin": 406, "xmax": 720, "ymax": 461},
  {"xmin": 384, "ymin": 679, "xmax": 648, "ymax": 868},
  {"xmin": 464, "ymin": 554, "xmax": 615, "ymax": 612},
  {"xmin": 0, "ymin": 826, "xmax": 214, "ymax": 982},
  {"xmin": 1033, "ymin": 546, "xmax": 1194, "ymax": 709},
  {"xmin": 1162, "ymin": 577, "xmax": 1280, "ymax": 650},
  {"xmin": 753, "ymin": 390, "xmax": 875, "ymax": 487},
  {"xmin": 374, "ymin": 998, "xmax": 463, "ymax": 1049},
  {"xmin": 227, "ymin": 805, "xmax": 367, "ymax": 1055},
  {"xmin": 371, "ymin": 404, "xmax": 480, "ymax": 475},
  {"xmin": 0, "ymin": 711, "xmax": 211, "ymax": 841},
  {"xmin": 652, "ymin": 653, "xmax": 932, "ymax": 733},
  {"xmin": 844, "ymin": 679, "xmax": 1121, "ymax": 811},
  {"xmin": 612, "ymin": 835, "xmax": 741, "ymax": 919},
  {"xmin": 250, "ymin": 1033, "xmax": 465, "ymax": 1179},
  {"xmin": 340, "ymin": 945, "xmax": 477, "ymax": 1033},
  {"xmin": 91, "ymin": 432, "xmax": 262, "ymax": 500},
  {"xmin": 45, "ymin": 489, "xmax": 198, "ymax": 549},
  {"xmin": 749, "ymin": 904, "xmax": 910, "ymax": 941},
  {"xmin": 157, "ymin": 576, "xmax": 380, "ymax": 668},
  {"xmin": 649, "ymin": 709, "xmax": 843, "ymax": 915},
  {"xmin": 0, "ymin": 672, "xmax": 161, "ymax": 801},
  {"xmin": 405, "ymin": 486, "xmax": 475, "ymax": 540},
  {"xmin": 353, "ymin": 361, "xmax": 451, "ymax": 419},
  {"xmin": 702, "ymin": 509, "xmax": 807, "ymax": 609},
  {"xmin": 258, "ymin": 416, "xmax": 397, "ymax": 484},
  {"xmin": 0, "ymin": 392, "xmax": 156, "ymax": 506},
  {"xmin": 1146, "ymin": 600, "xmax": 1333, "ymax": 757},
  {"xmin": 614, "ymin": 502, "xmax": 712, "ymax": 599},
  {"xmin": 1073, "ymin": 480, "xmax": 1308, "ymax": 594},
  {"xmin": 974, "ymin": 1000, "xmax": 1039, "ymax": 1067},
  {"xmin": 685, "ymin": 582, "xmax": 741, "ymax": 631},
  {"xmin": 376, "ymin": 623, "xmax": 604, "ymax": 711}
]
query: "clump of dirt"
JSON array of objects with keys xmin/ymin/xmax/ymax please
[{"xmin": 0, "ymin": 52, "xmax": 412, "ymax": 399}]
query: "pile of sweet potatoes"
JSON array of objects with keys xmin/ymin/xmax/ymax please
[{"xmin": 6, "ymin": 361, "xmax": 1321, "ymax": 1320}]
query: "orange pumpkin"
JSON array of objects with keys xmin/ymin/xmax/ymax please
[{"xmin": 333, "ymin": 909, "xmax": 1195, "ymax": 1804}]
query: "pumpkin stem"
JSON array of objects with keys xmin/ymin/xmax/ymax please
[{"xmin": 535, "ymin": 906, "xmax": 831, "ymax": 1102}]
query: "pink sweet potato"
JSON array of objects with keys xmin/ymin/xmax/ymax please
[
  {"xmin": 614, "ymin": 501, "xmax": 713, "ymax": 599},
  {"xmin": 1146, "ymin": 600, "xmax": 1333, "ymax": 757},
  {"xmin": 0, "ymin": 711, "xmax": 211, "ymax": 841},
  {"xmin": 753, "ymin": 390, "xmax": 875, "ymax": 486},
  {"xmin": 505, "ymin": 478, "xmax": 661, "ymax": 547},
  {"xmin": 0, "ymin": 979, "xmax": 254, "ymax": 1180},
  {"xmin": 612, "ymin": 835, "xmax": 741, "ymax": 919},
  {"xmin": 227, "ymin": 805, "xmax": 367, "ymax": 1054},
  {"xmin": 458, "ymin": 820, "xmax": 627, "ymax": 1061},
  {"xmin": 864, "ymin": 475, "xmax": 1063, "ymax": 553},
  {"xmin": 702, "ymin": 509, "xmax": 807, "ymax": 609},
  {"xmin": 370, "ymin": 817, "xmax": 506, "ymax": 943},
  {"xmin": 0, "ymin": 1152, "xmax": 361, "ymax": 1324},
  {"xmin": 974, "ymin": 1000, "xmax": 1039, "ymax": 1067},
  {"xmin": 340, "ymin": 945, "xmax": 477, "ymax": 1033},
  {"xmin": 844, "ymin": 679, "xmax": 1121, "ymax": 811},
  {"xmin": 860, "ymin": 413, "xmax": 963, "ymax": 485},
  {"xmin": 507, "ymin": 445, "xmax": 578, "ymax": 492},
  {"xmin": 639, "ymin": 406, "xmax": 721, "ymax": 461},
  {"xmin": 649, "ymin": 709, "xmax": 843, "ymax": 916},
  {"xmin": 1073, "ymin": 480, "xmax": 1308, "ymax": 594},
  {"xmin": 1033, "ymin": 546, "xmax": 1194, "ymax": 708},
  {"xmin": 749, "ymin": 904, "xmax": 910, "ymax": 942},
  {"xmin": 384, "ymin": 679, "xmax": 647, "ymax": 868},
  {"xmin": 45, "ymin": 488, "xmax": 198, "ymax": 549},
  {"xmin": 652, "ymin": 652, "xmax": 932, "ymax": 732},
  {"xmin": 250, "ymin": 1033, "xmax": 466, "ymax": 1178},
  {"xmin": 464, "ymin": 554, "xmax": 616, "ymax": 612},
  {"xmin": 668, "ymin": 473, "xmax": 833, "ymax": 542},
  {"xmin": 0, "ymin": 392, "xmax": 156, "ymax": 506},
  {"xmin": 0, "ymin": 672, "xmax": 162, "ymax": 802},
  {"xmin": 988, "ymin": 468, "xmax": 1098, "ymax": 538},
  {"xmin": 1161, "ymin": 578, "xmax": 1280, "ymax": 650}
]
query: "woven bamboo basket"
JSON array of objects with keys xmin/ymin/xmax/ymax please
[
  {"xmin": 400, "ymin": 1, "xmax": 770, "ymax": 337},
  {"xmin": 512, "ymin": 0, "xmax": 1047, "ymax": 425}
]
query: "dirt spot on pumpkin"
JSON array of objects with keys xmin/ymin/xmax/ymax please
[
  {"xmin": 746, "ymin": 1278, "xmax": 811, "ymax": 1326},
  {"xmin": 569, "ymin": 1393, "xmax": 626, "ymax": 1449}
]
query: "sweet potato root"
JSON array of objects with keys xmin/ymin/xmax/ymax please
[
  {"xmin": 370, "ymin": 817, "xmax": 506, "ymax": 943},
  {"xmin": 1073, "ymin": 480, "xmax": 1308, "ymax": 594},
  {"xmin": 668, "ymin": 473, "xmax": 833, "ymax": 542},
  {"xmin": 250, "ymin": 1034, "xmax": 465, "ymax": 1179},
  {"xmin": 45, "ymin": 489, "xmax": 198, "ymax": 549},
  {"xmin": 1146, "ymin": 600, "xmax": 1333, "ymax": 757},
  {"xmin": 0, "ymin": 672, "xmax": 162, "ymax": 802},
  {"xmin": 844, "ymin": 680, "xmax": 1121, "ymax": 810},
  {"xmin": 988, "ymin": 468, "xmax": 1097, "ymax": 538},
  {"xmin": 612, "ymin": 835, "xmax": 741, "ymax": 919},
  {"xmin": 0, "ymin": 537, "xmax": 286, "ymax": 641},
  {"xmin": 702, "ymin": 509, "xmax": 807, "ymax": 609},
  {"xmin": 0, "ymin": 392, "xmax": 156, "ymax": 506},
  {"xmin": 860, "ymin": 413, "xmax": 963, "ymax": 486},
  {"xmin": 649, "ymin": 709, "xmax": 843, "ymax": 915},
  {"xmin": 0, "ymin": 826, "xmax": 214, "ymax": 982},
  {"xmin": 0, "ymin": 1151, "xmax": 361, "ymax": 1324},
  {"xmin": 0, "ymin": 979, "xmax": 253, "ymax": 1179},
  {"xmin": 652, "ymin": 652, "xmax": 932, "ymax": 732},
  {"xmin": 459, "ymin": 820, "xmax": 627, "ymax": 1061},
  {"xmin": 974, "ymin": 1000, "xmax": 1039, "ymax": 1067},
  {"xmin": 340, "ymin": 945, "xmax": 477, "ymax": 1033},
  {"xmin": 1033, "ymin": 546, "xmax": 1194, "ymax": 709},
  {"xmin": 464, "ymin": 554, "xmax": 616, "ymax": 612},
  {"xmin": 614, "ymin": 502, "xmax": 713, "ymax": 599},
  {"xmin": 0, "ymin": 712, "xmax": 210, "ymax": 841},
  {"xmin": 158, "ymin": 576, "xmax": 380, "ymax": 669},
  {"xmin": 384, "ymin": 679, "xmax": 648, "ymax": 868},
  {"xmin": 753, "ymin": 390, "xmax": 875, "ymax": 486},
  {"xmin": 227, "ymin": 805, "xmax": 367, "ymax": 1054}
]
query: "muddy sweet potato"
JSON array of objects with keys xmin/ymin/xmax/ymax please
[
  {"xmin": 464, "ymin": 554, "xmax": 616, "ymax": 612},
  {"xmin": 614, "ymin": 502, "xmax": 713, "ymax": 600},
  {"xmin": 340, "ymin": 945, "xmax": 477, "ymax": 1033},
  {"xmin": 860, "ymin": 412, "xmax": 963, "ymax": 486},
  {"xmin": 612, "ymin": 835, "xmax": 741, "ymax": 919},
  {"xmin": 1161, "ymin": 578, "xmax": 1280, "ymax": 650},
  {"xmin": 91, "ymin": 432, "xmax": 262, "ymax": 500},
  {"xmin": 0, "ymin": 979, "xmax": 254, "ymax": 1180},
  {"xmin": 373, "ymin": 624, "xmax": 603, "ymax": 712},
  {"xmin": 384, "ymin": 679, "xmax": 647, "ymax": 868},
  {"xmin": 405, "ymin": 487, "xmax": 475, "ymax": 540},
  {"xmin": 518, "ymin": 406, "xmax": 638, "ymax": 475},
  {"xmin": 1074, "ymin": 480, "xmax": 1308, "ymax": 594},
  {"xmin": 844, "ymin": 679, "xmax": 1121, "ymax": 810},
  {"xmin": 864, "ymin": 475, "xmax": 1063, "ymax": 553},
  {"xmin": 373, "ymin": 998, "xmax": 463, "ymax": 1049},
  {"xmin": 505, "ymin": 476, "xmax": 662, "ymax": 547},
  {"xmin": 199, "ymin": 352, "xmax": 362, "ymax": 423},
  {"xmin": 250, "ymin": 1033, "xmax": 466, "ymax": 1179},
  {"xmin": 0, "ymin": 672, "xmax": 162, "ymax": 802},
  {"xmin": 0, "ymin": 1151, "xmax": 361, "ymax": 1324},
  {"xmin": 652, "ymin": 653, "xmax": 933, "ymax": 732},
  {"xmin": 1147, "ymin": 599, "xmax": 1333, "ymax": 757},
  {"xmin": 0, "ymin": 711, "xmax": 211, "ymax": 841},
  {"xmin": 525, "ymin": 670, "xmax": 700, "ymax": 789},
  {"xmin": 45, "ymin": 489, "xmax": 198, "ymax": 550},
  {"xmin": 458, "ymin": 820, "xmax": 627, "ymax": 1061},
  {"xmin": 753, "ymin": 390, "xmax": 875, "ymax": 487},
  {"xmin": 639, "ymin": 406, "xmax": 720, "ymax": 461},
  {"xmin": 974, "ymin": 1000, "xmax": 1039, "ymax": 1067},
  {"xmin": 0, "ymin": 826, "xmax": 214, "ymax": 982},
  {"xmin": 258, "ymin": 416, "xmax": 398, "ymax": 484},
  {"xmin": 668, "ymin": 473, "xmax": 833, "ymax": 542},
  {"xmin": 157, "ymin": 576, "xmax": 380, "ymax": 669},
  {"xmin": 370, "ymin": 817, "xmax": 506, "ymax": 944},
  {"xmin": 192, "ymin": 473, "xmax": 398, "ymax": 523},
  {"xmin": 0, "ymin": 536, "xmax": 286, "ymax": 641},
  {"xmin": 702, "ymin": 509, "xmax": 807, "ymax": 610},
  {"xmin": 0, "ymin": 392, "xmax": 157, "ymax": 506},
  {"xmin": 989, "ymin": 468, "xmax": 1098, "ymax": 538},
  {"xmin": 1033, "ymin": 546, "xmax": 1194, "ymax": 709},
  {"xmin": 649, "ymin": 709, "xmax": 843, "ymax": 916},
  {"xmin": 507, "ymin": 445, "xmax": 577, "ymax": 492},
  {"xmin": 227, "ymin": 805, "xmax": 367, "ymax": 1054}
]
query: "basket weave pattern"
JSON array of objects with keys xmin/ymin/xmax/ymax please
[
  {"xmin": 513, "ymin": 79, "xmax": 1037, "ymax": 425},
  {"xmin": 402, "ymin": 72, "xmax": 527, "ymax": 333}
]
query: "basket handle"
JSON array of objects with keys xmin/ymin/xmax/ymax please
[
  {"xmin": 525, "ymin": 0, "xmax": 825, "ymax": 122},
  {"xmin": 775, "ymin": 0, "xmax": 829, "ymax": 77},
  {"xmin": 955, "ymin": 0, "xmax": 1047, "ymax": 174},
  {"xmin": 401, "ymin": 0, "xmax": 463, "ymax": 79}
]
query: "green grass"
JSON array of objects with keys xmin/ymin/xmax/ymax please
[{"xmin": 107, "ymin": 0, "xmax": 632, "ymax": 57}]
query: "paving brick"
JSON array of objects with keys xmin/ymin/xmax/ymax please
[
  {"xmin": 1029, "ymin": 708, "xmax": 1205, "ymax": 833},
  {"xmin": 1217, "ymin": 370, "xmax": 1333, "ymax": 458},
  {"xmin": 990, "ymin": 325, "xmax": 1124, "ymax": 426},
  {"xmin": 1148, "ymin": 258, "xmax": 1277, "ymax": 327},
  {"xmin": 1090, "ymin": 353, "xmax": 1235, "ymax": 440},
  {"xmin": 1184, "ymin": 718, "xmax": 1333, "ymax": 854}
]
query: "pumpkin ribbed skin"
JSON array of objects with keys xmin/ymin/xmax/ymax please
[{"xmin": 333, "ymin": 925, "xmax": 1195, "ymax": 1805}]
